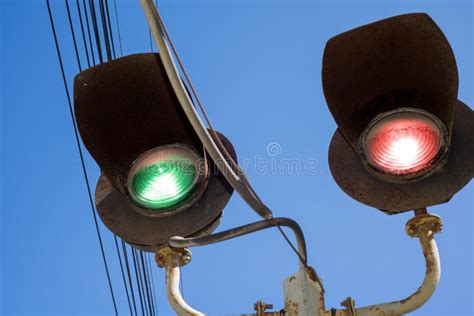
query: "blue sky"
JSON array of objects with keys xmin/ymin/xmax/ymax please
[{"xmin": 1, "ymin": 0, "xmax": 472, "ymax": 315}]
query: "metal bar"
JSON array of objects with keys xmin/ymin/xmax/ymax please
[
  {"xmin": 140, "ymin": 0, "xmax": 272, "ymax": 220},
  {"xmin": 326, "ymin": 214, "xmax": 442, "ymax": 316},
  {"xmin": 165, "ymin": 265, "xmax": 203, "ymax": 316},
  {"xmin": 284, "ymin": 267, "xmax": 325, "ymax": 316},
  {"xmin": 169, "ymin": 217, "xmax": 307, "ymax": 269},
  {"xmin": 355, "ymin": 236, "xmax": 440, "ymax": 316},
  {"xmin": 156, "ymin": 248, "xmax": 203, "ymax": 315}
]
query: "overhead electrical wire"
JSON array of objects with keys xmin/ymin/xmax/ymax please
[
  {"xmin": 114, "ymin": 236, "xmax": 134, "ymax": 315},
  {"xmin": 143, "ymin": 254, "xmax": 155, "ymax": 314},
  {"xmin": 140, "ymin": 251, "xmax": 155, "ymax": 316},
  {"xmin": 82, "ymin": 0, "xmax": 96, "ymax": 65},
  {"xmin": 97, "ymin": 0, "xmax": 112, "ymax": 61},
  {"xmin": 75, "ymin": 0, "xmax": 91, "ymax": 67},
  {"xmin": 82, "ymin": 0, "xmax": 141, "ymax": 311},
  {"xmin": 102, "ymin": 2, "xmax": 160, "ymax": 311},
  {"xmin": 112, "ymin": 0, "xmax": 123, "ymax": 56},
  {"xmin": 122, "ymin": 240, "xmax": 139, "ymax": 316},
  {"xmin": 103, "ymin": 1, "xmax": 160, "ymax": 313},
  {"xmin": 135, "ymin": 250, "xmax": 150, "ymax": 316},
  {"xmin": 103, "ymin": 1, "xmax": 160, "ymax": 312},
  {"xmin": 50, "ymin": 0, "xmax": 308, "ymax": 312},
  {"xmin": 132, "ymin": 248, "xmax": 147, "ymax": 315},
  {"xmin": 104, "ymin": 0, "xmax": 117, "ymax": 58},
  {"xmin": 45, "ymin": 1, "xmax": 118, "ymax": 314},
  {"xmin": 88, "ymin": 0, "xmax": 104, "ymax": 63},
  {"xmin": 65, "ymin": 0, "xmax": 82, "ymax": 71},
  {"xmin": 146, "ymin": 254, "xmax": 159, "ymax": 314},
  {"xmin": 49, "ymin": 1, "xmax": 162, "ymax": 314}
]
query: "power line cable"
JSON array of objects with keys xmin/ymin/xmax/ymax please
[
  {"xmin": 75, "ymin": 0, "xmax": 91, "ymax": 67},
  {"xmin": 97, "ymin": 0, "xmax": 112, "ymax": 61},
  {"xmin": 132, "ymin": 248, "xmax": 146, "ymax": 316},
  {"xmin": 140, "ymin": 251, "xmax": 155, "ymax": 316},
  {"xmin": 114, "ymin": 236, "xmax": 134, "ymax": 315},
  {"xmin": 112, "ymin": 0, "xmax": 123, "ymax": 56},
  {"xmin": 137, "ymin": 250, "xmax": 151, "ymax": 316},
  {"xmin": 88, "ymin": 0, "xmax": 104, "ymax": 63},
  {"xmin": 77, "ymin": 0, "xmax": 132, "ymax": 313},
  {"xmin": 102, "ymin": 5, "xmax": 137, "ymax": 310},
  {"xmin": 103, "ymin": 2, "xmax": 146, "ymax": 310},
  {"xmin": 143, "ymin": 255, "xmax": 154, "ymax": 315},
  {"xmin": 122, "ymin": 240, "xmax": 139, "ymax": 316},
  {"xmin": 46, "ymin": 1, "xmax": 118, "ymax": 314},
  {"xmin": 65, "ymin": 0, "xmax": 82, "ymax": 71},
  {"xmin": 82, "ymin": 0, "xmax": 96, "ymax": 65},
  {"xmin": 146, "ymin": 254, "xmax": 158, "ymax": 315},
  {"xmin": 61, "ymin": 1, "xmax": 137, "ymax": 312},
  {"xmin": 104, "ymin": 0, "xmax": 117, "ymax": 58}
]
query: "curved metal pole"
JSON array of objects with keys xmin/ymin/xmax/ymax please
[
  {"xmin": 355, "ymin": 236, "xmax": 440, "ymax": 316},
  {"xmin": 327, "ymin": 214, "xmax": 442, "ymax": 316},
  {"xmin": 165, "ymin": 266, "xmax": 204, "ymax": 316},
  {"xmin": 169, "ymin": 217, "xmax": 307, "ymax": 269},
  {"xmin": 140, "ymin": 0, "xmax": 272, "ymax": 220},
  {"xmin": 156, "ymin": 248, "xmax": 204, "ymax": 315}
]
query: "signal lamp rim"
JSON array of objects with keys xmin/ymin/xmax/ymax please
[
  {"xmin": 358, "ymin": 107, "xmax": 450, "ymax": 183},
  {"xmin": 126, "ymin": 143, "xmax": 210, "ymax": 217}
]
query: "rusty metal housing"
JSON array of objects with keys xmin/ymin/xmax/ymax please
[
  {"xmin": 74, "ymin": 53, "xmax": 237, "ymax": 248},
  {"xmin": 322, "ymin": 13, "xmax": 473, "ymax": 213}
]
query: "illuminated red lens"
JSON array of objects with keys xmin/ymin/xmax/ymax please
[{"xmin": 363, "ymin": 111, "xmax": 445, "ymax": 175}]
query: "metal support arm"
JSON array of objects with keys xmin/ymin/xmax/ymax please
[
  {"xmin": 327, "ymin": 214, "xmax": 443, "ymax": 316},
  {"xmin": 141, "ymin": 0, "xmax": 272, "ymax": 220},
  {"xmin": 169, "ymin": 217, "xmax": 308, "ymax": 269},
  {"xmin": 156, "ymin": 248, "xmax": 204, "ymax": 316},
  {"xmin": 356, "ymin": 238, "xmax": 440, "ymax": 315}
]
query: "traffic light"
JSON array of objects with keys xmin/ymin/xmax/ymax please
[
  {"xmin": 74, "ymin": 53, "xmax": 236, "ymax": 249},
  {"xmin": 322, "ymin": 13, "xmax": 473, "ymax": 214}
]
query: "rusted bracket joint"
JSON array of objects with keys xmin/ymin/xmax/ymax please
[{"xmin": 155, "ymin": 247, "xmax": 204, "ymax": 316}]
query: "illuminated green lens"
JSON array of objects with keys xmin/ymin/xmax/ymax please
[{"xmin": 127, "ymin": 146, "xmax": 201, "ymax": 210}]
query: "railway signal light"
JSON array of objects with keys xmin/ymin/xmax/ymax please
[
  {"xmin": 126, "ymin": 144, "xmax": 207, "ymax": 210},
  {"xmin": 322, "ymin": 13, "xmax": 473, "ymax": 214},
  {"xmin": 74, "ymin": 53, "xmax": 236, "ymax": 250}
]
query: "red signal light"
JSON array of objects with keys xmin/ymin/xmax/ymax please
[{"xmin": 359, "ymin": 109, "xmax": 448, "ymax": 179}]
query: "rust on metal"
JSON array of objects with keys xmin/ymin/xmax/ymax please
[
  {"xmin": 340, "ymin": 297, "xmax": 356, "ymax": 316},
  {"xmin": 75, "ymin": 53, "xmax": 203, "ymax": 191},
  {"xmin": 323, "ymin": 13, "xmax": 473, "ymax": 214},
  {"xmin": 168, "ymin": 217, "xmax": 308, "ymax": 271},
  {"xmin": 75, "ymin": 52, "xmax": 238, "ymax": 249},
  {"xmin": 284, "ymin": 297, "xmax": 299, "ymax": 316},
  {"xmin": 328, "ymin": 101, "xmax": 473, "ymax": 213},
  {"xmin": 323, "ymin": 13, "xmax": 458, "ymax": 149},
  {"xmin": 156, "ymin": 246, "xmax": 204, "ymax": 315},
  {"xmin": 253, "ymin": 301, "xmax": 282, "ymax": 316},
  {"xmin": 155, "ymin": 247, "xmax": 192, "ymax": 268},
  {"xmin": 405, "ymin": 214, "xmax": 443, "ymax": 238},
  {"xmin": 284, "ymin": 268, "xmax": 324, "ymax": 316}
]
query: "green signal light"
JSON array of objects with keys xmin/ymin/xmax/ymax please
[
  {"xmin": 127, "ymin": 145, "xmax": 206, "ymax": 210},
  {"xmin": 130, "ymin": 161, "xmax": 196, "ymax": 209}
]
